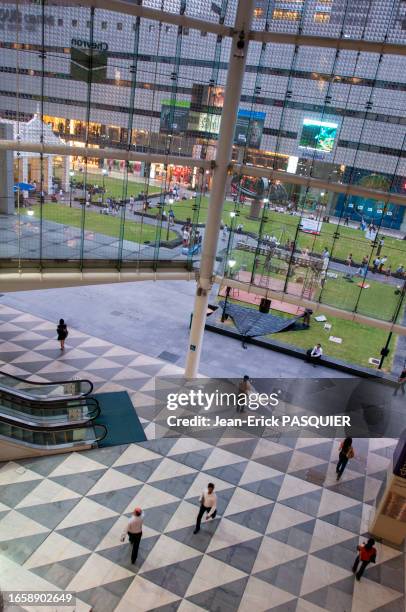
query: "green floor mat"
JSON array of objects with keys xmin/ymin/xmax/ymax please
[{"xmin": 93, "ymin": 391, "xmax": 147, "ymax": 446}]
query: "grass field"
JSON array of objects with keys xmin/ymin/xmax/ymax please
[
  {"xmin": 221, "ymin": 297, "xmax": 396, "ymax": 372},
  {"xmin": 228, "ymin": 248, "xmax": 402, "ymax": 321},
  {"xmin": 81, "ymin": 172, "xmax": 161, "ymax": 200},
  {"xmin": 30, "ymin": 203, "xmax": 177, "ymax": 243},
  {"xmin": 173, "ymin": 196, "xmax": 406, "ymax": 269}
]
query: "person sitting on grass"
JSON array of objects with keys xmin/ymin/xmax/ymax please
[{"xmin": 306, "ymin": 343, "xmax": 323, "ymax": 365}]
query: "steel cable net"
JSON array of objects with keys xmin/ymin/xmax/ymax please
[{"xmin": 0, "ymin": 0, "xmax": 406, "ymax": 370}]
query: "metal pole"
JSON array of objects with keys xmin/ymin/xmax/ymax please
[{"xmin": 184, "ymin": 0, "xmax": 255, "ymax": 378}]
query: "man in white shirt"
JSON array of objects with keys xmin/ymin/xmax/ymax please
[
  {"xmin": 194, "ymin": 483, "xmax": 217, "ymax": 534},
  {"xmin": 306, "ymin": 343, "xmax": 323, "ymax": 365},
  {"xmin": 123, "ymin": 507, "xmax": 144, "ymax": 564}
]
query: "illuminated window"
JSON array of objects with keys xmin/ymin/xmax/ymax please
[
  {"xmin": 272, "ymin": 9, "xmax": 301, "ymax": 20},
  {"xmin": 314, "ymin": 12, "xmax": 330, "ymax": 23},
  {"xmin": 254, "ymin": 8, "xmax": 264, "ymax": 18}
]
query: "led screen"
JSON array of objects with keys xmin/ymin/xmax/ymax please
[{"xmin": 299, "ymin": 119, "xmax": 338, "ymax": 153}]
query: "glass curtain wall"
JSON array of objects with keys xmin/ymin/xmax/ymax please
[{"xmin": 0, "ymin": 0, "xmax": 406, "ymax": 371}]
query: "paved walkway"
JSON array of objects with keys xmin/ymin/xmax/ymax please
[{"xmin": 0, "ymin": 302, "xmax": 403, "ymax": 612}]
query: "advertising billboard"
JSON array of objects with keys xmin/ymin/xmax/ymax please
[
  {"xmin": 299, "ymin": 119, "xmax": 338, "ymax": 153},
  {"xmin": 159, "ymin": 100, "xmax": 190, "ymax": 133},
  {"xmin": 187, "ymin": 111, "xmax": 221, "ymax": 135},
  {"xmin": 234, "ymin": 109, "xmax": 266, "ymax": 149}
]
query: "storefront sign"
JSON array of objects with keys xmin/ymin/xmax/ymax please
[{"xmin": 71, "ymin": 38, "xmax": 109, "ymax": 52}]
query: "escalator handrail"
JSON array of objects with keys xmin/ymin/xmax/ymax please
[
  {"xmin": 0, "ymin": 370, "xmax": 94, "ymax": 401},
  {"xmin": 0, "ymin": 398, "xmax": 101, "ymax": 428},
  {"xmin": 0, "ymin": 392, "xmax": 100, "ymax": 412},
  {"xmin": 94, "ymin": 423, "xmax": 108, "ymax": 443}
]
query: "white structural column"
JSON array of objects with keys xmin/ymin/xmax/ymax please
[{"xmin": 184, "ymin": 0, "xmax": 255, "ymax": 378}]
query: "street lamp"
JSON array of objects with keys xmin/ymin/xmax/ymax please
[
  {"xmin": 166, "ymin": 197, "xmax": 174, "ymax": 240},
  {"xmin": 102, "ymin": 168, "xmax": 107, "ymax": 206},
  {"xmin": 221, "ymin": 259, "xmax": 237, "ymax": 323},
  {"xmin": 69, "ymin": 170, "xmax": 74, "ymax": 208}
]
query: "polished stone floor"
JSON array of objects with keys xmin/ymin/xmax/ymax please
[{"xmin": 0, "ymin": 304, "xmax": 404, "ymax": 612}]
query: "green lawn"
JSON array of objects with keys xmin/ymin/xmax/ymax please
[
  {"xmin": 30, "ymin": 203, "xmax": 177, "ymax": 243},
  {"xmin": 82, "ymin": 172, "xmax": 161, "ymax": 200},
  {"xmin": 228, "ymin": 248, "xmax": 402, "ymax": 322},
  {"xmin": 221, "ymin": 297, "xmax": 396, "ymax": 372},
  {"xmin": 174, "ymin": 196, "xmax": 406, "ymax": 269}
]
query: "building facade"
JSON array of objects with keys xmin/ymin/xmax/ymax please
[{"xmin": 0, "ymin": 0, "xmax": 405, "ymax": 226}]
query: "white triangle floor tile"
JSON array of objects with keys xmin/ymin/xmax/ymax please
[
  {"xmin": 206, "ymin": 518, "xmax": 262, "ymax": 553},
  {"xmin": 24, "ymin": 531, "xmax": 92, "ymax": 569},
  {"xmin": 140, "ymin": 534, "xmax": 200, "ymax": 572},
  {"xmin": 16, "ymin": 478, "xmax": 81, "ymax": 508},
  {"xmin": 87, "ymin": 468, "xmax": 143, "ymax": 495},
  {"xmin": 123, "ymin": 483, "xmax": 180, "ymax": 513},
  {"xmin": 57, "ymin": 497, "xmax": 118, "ymax": 530},
  {"xmin": 112, "ymin": 444, "xmax": 163, "ymax": 467},
  {"xmin": 49, "ymin": 452, "xmax": 106, "ymax": 477},
  {"xmin": 185, "ymin": 555, "xmax": 246, "ymax": 597},
  {"xmin": 114, "ymin": 575, "xmax": 180, "ymax": 612},
  {"xmin": 252, "ymin": 537, "xmax": 306, "ymax": 573},
  {"xmin": 0, "ymin": 510, "xmax": 49, "ymax": 542},
  {"xmin": 299, "ymin": 555, "xmax": 351, "ymax": 596},
  {"xmin": 67, "ymin": 552, "xmax": 134, "ymax": 592},
  {"xmin": 239, "ymin": 576, "xmax": 296, "ymax": 612},
  {"xmin": 0, "ymin": 462, "xmax": 43, "ymax": 486}
]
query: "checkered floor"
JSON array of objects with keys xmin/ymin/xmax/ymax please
[{"xmin": 0, "ymin": 305, "xmax": 404, "ymax": 612}]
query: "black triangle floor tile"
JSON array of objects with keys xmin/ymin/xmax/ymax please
[
  {"xmin": 254, "ymin": 554, "xmax": 308, "ymax": 596},
  {"xmin": 18, "ymin": 453, "xmax": 69, "ymax": 477},
  {"xmin": 18, "ymin": 498, "xmax": 80, "ymax": 530},
  {"xmin": 56, "ymin": 516, "xmax": 117, "ymax": 551},
  {"xmin": 269, "ymin": 520, "xmax": 316, "ymax": 553},
  {"xmin": 31, "ymin": 554, "xmax": 90, "ymax": 589},
  {"xmin": 0, "ymin": 533, "xmax": 49, "ymax": 565},
  {"xmin": 98, "ymin": 534, "xmax": 160, "ymax": 571},
  {"xmin": 148, "ymin": 473, "xmax": 198, "ymax": 499},
  {"xmin": 209, "ymin": 536, "xmax": 263, "ymax": 574},
  {"xmin": 115, "ymin": 458, "xmax": 163, "ymax": 482},
  {"xmin": 141, "ymin": 556, "xmax": 203, "ymax": 598},
  {"xmin": 78, "ymin": 445, "xmax": 130, "ymax": 467},
  {"xmin": 374, "ymin": 598, "xmax": 405, "ymax": 612},
  {"xmin": 204, "ymin": 462, "xmax": 249, "ymax": 486},
  {"xmin": 255, "ymin": 451, "xmax": 293, "ymax": 473},
  {"xmin": 219, "ymin": 439, "xmax": 259, "ymax": 459},
  {"xmin": 186, "ymin": 576, "xmax": 249, "ymax": 611},
  {"xmin": 0, "ymin": 480, "xmax": 42, "ymax": 508},
  {"xmin": 143, "ymin": 501, "xmax": 182, "ymax": 533},
  {"xmin": 242, "ymin": 475, "xmax": 285, "ymax": 501},
  {"xmin": 302, "ymin": 576, "xmax": 355, "ymax": 612},
  {"xmin": 140, "ymin": 438, "xmax": 179, "ymax": 457},
  {"xmin": 166, "ymin": 522, "xmax": 220, "ymax": 554},
  {"xmin": 366, "ymin": 555, "xmax": 405, "ymax": 591},
  {"xmin": 77, "ymin": 577, "xmax": 134, "ymax": 612},
  {"xmin": 50, "ymin": 469, "xmax": 107, "ymax": 495},
  {"xmin": 170, "ymin": 448, "xmax": 213, "ymax": 471},
  {"xmin": 279, "ymin": 489, "xmax": 323, "ymax": 517},
  {"xmin": 88, "ymin": 486, "xmax": 143, "ymax": 514},
  {"xmin": 226, "ymin": 504, "xmax": 274, "ymax": 534},
  {"xmin": 311, "ymin": 537, "xmax": 359, "ymax": 570}
]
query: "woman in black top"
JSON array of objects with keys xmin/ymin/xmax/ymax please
[{"xmin": 57, "ymin": 319, "xmax": 68, "ymax": 350}]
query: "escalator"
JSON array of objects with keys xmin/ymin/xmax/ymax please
[{"xmin": 0, "ymin": 370, "xmax": 107, "ymax": 460}]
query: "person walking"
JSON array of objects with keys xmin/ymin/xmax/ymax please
[
  {"xmin": 394, "ymin": 366, "xmax": 406, "ymax": 396},
  {"xmin": 56, "ymin": 319, "xmax": 68, "ymax": 351},
  {"xmin": 336, "ymin": 437, "xmax": 354, "ymax": 480},
  {"xmin": 237, "ymin": 375, "xmax": 252, "ymax": 413},
  {"xmin": 122, "ymin": 507, "xmax": 144, "ymax": 564},
  {"xmin": 193, "ymin": 483, "xmax": 217, "ymax": 534},
  {"xmin": 352, "ymin": 538, "xmax": 377, "ymax": 581}
]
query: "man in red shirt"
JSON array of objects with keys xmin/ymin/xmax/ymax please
[{"xmin": 352, "ymin": 538, "xmax": 377, "ymax": 581}]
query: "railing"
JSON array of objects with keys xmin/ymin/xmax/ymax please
[
  {"xmin": 0, "ymin": 370, "xmax": 93, "ymax": 402},
  {"xmin": 0, "ymin": 421, "xmax": 107, "ymax": 448}
]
